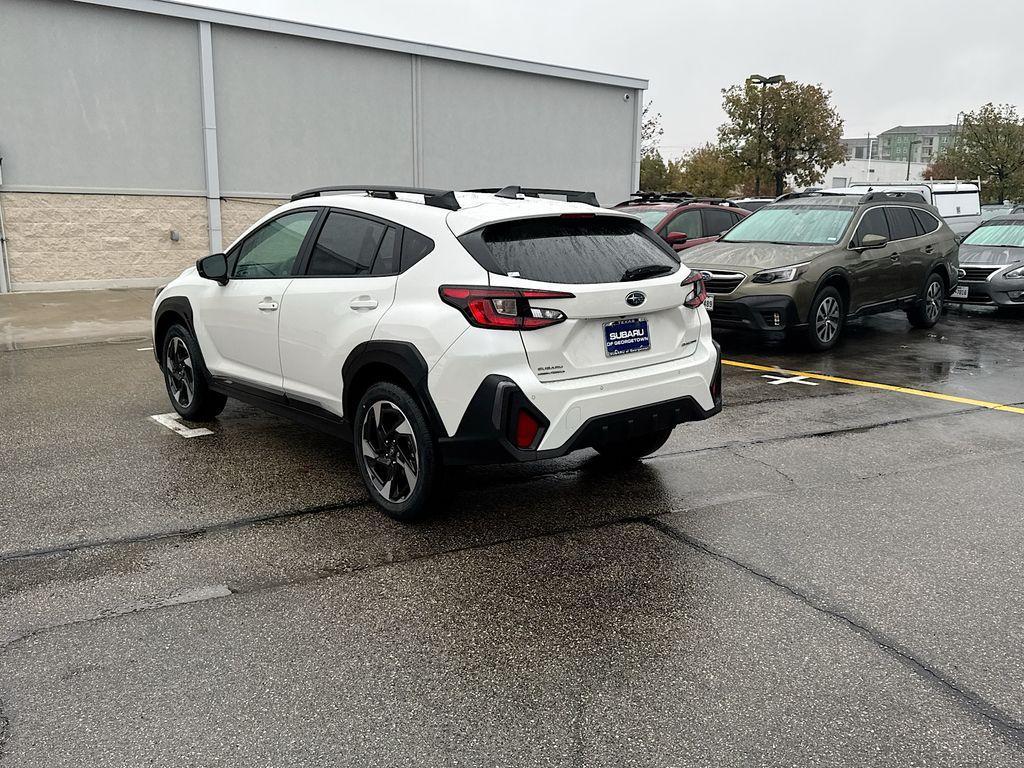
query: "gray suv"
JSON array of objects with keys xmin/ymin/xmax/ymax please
[{"xmin": 685, "ymin": 191, "xmax": 960, "ymax": 350}]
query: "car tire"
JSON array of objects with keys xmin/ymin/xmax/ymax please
[
  {"xmin": 594, "ymin": 428, "xmax": 673, "ymax": 461},
  {"xmin": 907, "ymin": 273, "xmax": 945, "ymax": 329},
  {"xmin": 805, "ymin": 286, "xmax": 845, "ymax": 351},
  {"xmin": 161, "ymin": 324, "xmax": 227, "ymax": 421},
  {"xmin": 354, "ymin": 382, "xmax": 438, "ymax": 522}
]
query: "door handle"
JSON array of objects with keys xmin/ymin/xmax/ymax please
[
  {"xmin": 925, "ymin": 245, "xmax": 935, "ymax": 253},
  {"xmin": 257, "ymin": 297, "xmax": 279, "ymax": 312},
  {"xmin": 889, "ymin": 253, "xmax": 900, "ymax": 261},
  {"xmin": 349, "ymin": 295, "xmax": 378, "ymax": 311}
]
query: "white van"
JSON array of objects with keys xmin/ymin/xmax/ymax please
[{"xmin": 821, "ymin": 181, "xmax": 982, "ymax": 236}]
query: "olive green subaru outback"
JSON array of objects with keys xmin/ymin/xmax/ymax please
[{"xmin": 685, "ymin": 191, "xmax": 960, "ymax": 350}]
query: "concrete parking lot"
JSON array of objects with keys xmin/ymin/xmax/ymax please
[{"xmin": 2, "ymin": 305, "xmax": 1024, "ymax": 766}]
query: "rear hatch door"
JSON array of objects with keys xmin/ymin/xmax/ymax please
[{"xmin": 458, "ymin": 214, "xmax": 703, "ymax": 382}]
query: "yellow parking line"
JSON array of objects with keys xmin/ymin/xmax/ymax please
[{"xmin": 722, "ymin": 359, "xmax": 1024, "ymax": 415}]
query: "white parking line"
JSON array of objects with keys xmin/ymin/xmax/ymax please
[
  {"xmin": 150, "ymin": 413, "xmax": 214, "ymax": 438},
  {"xmin": 137, "ymin": 346, "xmax": 154, "ymax": 352},
  {"xmin": 761, "ymin": 374, "xmax": 820, "ymax": 386}
]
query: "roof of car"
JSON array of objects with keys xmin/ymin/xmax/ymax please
[
  {"xmin": 770, "ymin": 195, "xmax": 861, "ymax": 208},
  {"xmin": 979, "ymin": 214, "xmax": 1024, "ymax": 223},
  {"xmin": 241, "ymin": 190, "xmax": 633, "ymax": 247}
]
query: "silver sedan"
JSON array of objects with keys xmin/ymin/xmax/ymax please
[{"xmin": 950, "ymin": 215, "xmax": 1024, "ymax": 306}]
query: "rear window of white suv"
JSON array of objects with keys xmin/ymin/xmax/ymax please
[{"xmin": 459, "ymin": 215, "xmax": 679, "ymax": 284}]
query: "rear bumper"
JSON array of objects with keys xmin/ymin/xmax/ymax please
[
  {"xmin": 437, "ymin": 341, "xmax": 722, "ymax": 465},
  {"xmin": 708, "ymin": 294, "xmax": 803, "ymax": 331}
]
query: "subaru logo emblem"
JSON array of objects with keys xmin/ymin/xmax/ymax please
[
  {"xmin": 700, "ymin": 271, "xmax": 713, "ymax": 281},
  {"xmin": 625, "ymin": 291, "xmax": 646, "ymax": 307}
]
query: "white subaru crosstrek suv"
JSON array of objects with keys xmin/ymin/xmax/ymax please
[{"xmin": 152, "ymin": 185, "xmax": 722, "ymax": 520}]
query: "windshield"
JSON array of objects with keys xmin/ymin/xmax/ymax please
[
  {"xmin": 963, "ymin": 221, "xmax": 1024, "ymax": 248},
  {"xmin": 623, "ymin": 209, "xmax": 671, "ymax": 228},
  {"xmin": 722, "ymin": 205, "xmax": 854, "ymax": 245}
]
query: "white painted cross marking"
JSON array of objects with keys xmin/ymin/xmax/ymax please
[
  {"xmin": 762, "ymin": 374, "xmax": 820, "ymax": 386},
  {"xmin": 150, "ymin": 412, "xmax": 214, "ymax": 438}
]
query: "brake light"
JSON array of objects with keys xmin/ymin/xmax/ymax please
[
  {"xmin": 439, "ymin": 286, "xmax": 574, "ymax": 330},
  {"xmin": 514, "ymin": 408, "xmax": 541, "ymax": 448},
  {"xmin": 681, "ymin": 270, "xmax": 707, "ymax": 309}
]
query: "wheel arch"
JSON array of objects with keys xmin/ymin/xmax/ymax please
[
  {"xmin": 153, "ymin": 296, "xmax": 195, "ymax": 364},
  {"xmin": 341, "ymin": 341, "xmax": 445, "ymax": 435},
  {"xmin": 812, "ymin": 268, "xmax": 851, "ymax": 320}
]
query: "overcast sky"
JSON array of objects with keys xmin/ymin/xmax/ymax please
[{"xmin": 181, "ymin": 0, "xmax": 1023, "ymax": 158}]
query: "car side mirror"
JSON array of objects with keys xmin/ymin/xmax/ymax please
[
  {"xmin": 855, "ymin": 234, "xmax": 888, "ymax": 251},
  {"xmin": 664, "ymin": 232, "xmax": 688, "ymax": 245},
  {"xmin": 197, "ymin": 252, "xmax": 229, "ymax": 285}
]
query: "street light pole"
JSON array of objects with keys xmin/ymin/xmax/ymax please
[
  {"xmin": 907, "ymin": 139, "xmax": 922, "ymax": 181},
  {"xmin": 747, "ymin": 74, "xmax": 785, "ymax": 196}
]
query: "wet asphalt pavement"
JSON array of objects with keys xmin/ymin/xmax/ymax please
[{"xmin": 2, "ymin": 305, "xmax": 1024, "ymax": 766}]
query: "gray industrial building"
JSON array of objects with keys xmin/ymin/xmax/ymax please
[{"xmin": 0, "ymin": 0, "xmax": 648, "ymax": 292}]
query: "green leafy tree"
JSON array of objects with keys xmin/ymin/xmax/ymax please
[
  {"xmin": 675, "ymin": 143, "xmax": 744, "ymax": 197},
  {"xmin": 942, "ymin": 104, "xmax": 1024, "ymax": 203},
  {"xmin": 718, "ymin": 79, "xmax": 845, "ymax": 196},
  {"xmin": 639, "ymin": 152, "xmax": 687, "ymax": 193}
]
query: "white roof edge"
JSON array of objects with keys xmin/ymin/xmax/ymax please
[{"xmin": 71, "ymin": 0, "xmax": 649, "ymax": 90}]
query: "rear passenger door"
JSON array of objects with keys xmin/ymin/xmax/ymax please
[
  {"xmin": 277, "ymin": 209, "xmax": 401, "ymax": 415},
  {"xmin": 701, "ymin": 207, "xmax": 742, "ymax": 242},
  {"xmin": 884, "ymin": 206, "xmax": 927, "ymax": 298}
]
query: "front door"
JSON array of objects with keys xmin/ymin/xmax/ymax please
[
  {"xmin": 660, "ymin": 208, "xmax": 709, "ymax": 251},
  {"xmin": 198, "ymin": 209, "xmax": 319, "ymax": 391},
  {"xmin": 278, "ymin": 209, "xmax": 400, "ymax": 416},
  {"xmin": 847, "ymin": 208, "xmax": 902, "ymax": 312}
]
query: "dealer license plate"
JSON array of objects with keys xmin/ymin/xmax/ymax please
[
  {"xmin": 951, "ymin": 285, "xmax": 969, "ymax": 300},
  {"xmin": 604, "ymin": 317, "xmax": 650, "ymax": 357}
]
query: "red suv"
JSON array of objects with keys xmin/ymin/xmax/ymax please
[{"xmin": 614, "ymin": 193, "xmax": 750, "ymax": 251}]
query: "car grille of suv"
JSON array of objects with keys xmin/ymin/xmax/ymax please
[
  {"xmin": 961, "ymin": 266, "xmax": 1000, "ymax": 282},
  {"xmin": 700, "ymin": 271, "xmax": 746, "ymax": 294}
]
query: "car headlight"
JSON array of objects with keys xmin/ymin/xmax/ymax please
[
  {"xmin": 751, "ymin": 263, "xmax": 808, "ymax": 284},
  {"xmin": 1004, "ymin": 264, "xmax": 1024, "ymax": 279}
]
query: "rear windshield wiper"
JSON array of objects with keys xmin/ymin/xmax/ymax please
[{"xmin": 620, "ymin": 264, "xmax": 674, "ymax": 282}]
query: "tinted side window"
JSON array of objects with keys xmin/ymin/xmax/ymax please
[
  {"xmin": 853, "ymin": 209, "xmax": 890, "ymax": 246},
  {"xmin": 233, "ymin": 210, "xmax": 317, "ymax": 279},
  {"xmin": 371, "ymin": 227, "xmax": 398, "ymax": 275},
  {"xmin": 703, "ymin": 208, "xmax": 736, "ymax": 236},
  {"xmin": 401, "ymin": 229, "xmax": 435, "ymax": 271},
  {"xmin": 885, "ymin": 207, "xmax": 919, "ymax": 241},
  {"xmin": 307, "ymin": 212, "xmax": 386, "ymax": 277},
  {"xmin": 912, "ymin": 209, "xmax": 941, "ymax": 234},
  {"xmin": 666, "ymin": 209, "xmax": 702, "ymax": 238}
]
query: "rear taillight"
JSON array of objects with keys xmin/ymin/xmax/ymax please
[
  {"xmin": 681, "ymin": 270, "xmax": 708, "ymax": 309},
  {"xmin": 439, "ymin": 286, "xmax": 574, "ymax": 330}
]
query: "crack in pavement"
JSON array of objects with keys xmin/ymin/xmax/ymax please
[
  {"xmin": 0, "ymin": 500, "xmax": 370, "ymax": 564},
  {"xmin": 642, "ymin": 516, "xmax": 1024, "ymax": 751},
  {"xmin": 0, "ymin": 514, "xmax": 658, "ymax": 656},
  {"xmin": 0, "ymin": 401, "xmax": 988, "ymax": 566}
]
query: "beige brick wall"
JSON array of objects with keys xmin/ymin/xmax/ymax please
[
  {"xmin": 2, "ymin": 192, "xmax": 209, "ymax": 288},
  {"xmin": 220, "ymin": 198, "xmax": 286, "ymax": 248}
]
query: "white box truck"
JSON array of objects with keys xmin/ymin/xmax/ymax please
[{"xmin": 822, "ymin": 181, "xmax": 982, "ymax": 236}]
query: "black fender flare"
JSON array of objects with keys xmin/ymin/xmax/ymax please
[
  {"xmin": 810, "ymin": 267, "xmax": 852, "ymax": 321},
  {"xmin": 341, "ymin": 341, "xmax": 445, "ymax": 434},
  {"xmin": 153, "ymin": 296, "xmax": 195, "ymax": 364}
]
